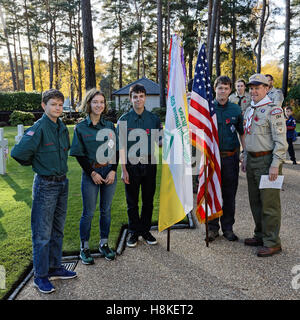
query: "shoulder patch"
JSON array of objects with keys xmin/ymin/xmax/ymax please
[
  {"xmin": 26, "ymin": 130, "xmax": 35, "ymax": 136},
  {"xmin": 270, "ymin": 108, "xmax": 283, "ymax": 116}
]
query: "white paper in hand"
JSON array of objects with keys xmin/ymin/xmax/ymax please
[{"xmin": 259, "ymin": 175, "xmax": 284, "ymax": 189}]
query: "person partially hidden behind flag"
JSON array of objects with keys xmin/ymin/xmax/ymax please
[
  {"xmin": 242, "ymin": 73, "xmax": 288, "ymax": 257},
  {"xmin": 207, "ymin": 76, "xmax": 245, "ymax": 242}
]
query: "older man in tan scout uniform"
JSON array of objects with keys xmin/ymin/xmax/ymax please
[
  {"xmin": 265, "ymin": 74, "xmax": 284, "ymax": 108},
  {"xmin": 242, "ymin": 73, "xmax": 288, "ymax": 257},
  {"xmin": 229, "ymin": 79, "xmax": 251, "ymax": 114}
]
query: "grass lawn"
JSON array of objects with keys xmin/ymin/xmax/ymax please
[
  {"xmin": 0, "ymin": 124, "xmax": 170, "ymax": 300},
  {"xmin": 296, "ymin": 122, "xmax": 300, "ymax": 132}
]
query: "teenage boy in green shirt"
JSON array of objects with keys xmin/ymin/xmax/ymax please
[{"xmin": 11, "ymin": 89, "xmax": 77, "ymax": 294}]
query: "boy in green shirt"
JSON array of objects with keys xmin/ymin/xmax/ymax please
[{"xmin": 11, "ymin": 89, "xmax": 77, "ymax": 294}]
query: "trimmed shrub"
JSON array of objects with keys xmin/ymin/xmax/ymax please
[
  {"xmin": 151, "ymin": 107, "xmax": 166, "ymax": 122},
  {"xmin": 9, "ymin": 110, "xmax": 35, "ymax": 126},
  {"xmin": 0, "ymin": 91, "xmax": 42, "ymax": 112}
]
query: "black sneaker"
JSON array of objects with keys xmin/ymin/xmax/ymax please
[
  {"xmin": 142, "ymin": 232, "xmax": 157, "ymax": 245},
  {"xmin": 223, "ymin": 230, "xmax": 239, "ymax": 241},
  {"xmin": 206, "ymin": 230, "xmax": 219, "ymax": 242},
  {"xmin": 127, "ymin": 233, "xmax": 138, "ymax": 248}
]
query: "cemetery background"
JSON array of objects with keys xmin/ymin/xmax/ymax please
[{"xmin": 0, "ymin": 124, "xmax": 164, "ymax": 300}]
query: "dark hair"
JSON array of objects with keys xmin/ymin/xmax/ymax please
[
  {"xmin": 81, "ymin": 88, "xmax": 108, "ymax": 115},
  {"xmin": 214, "ymin": 76, "xmax": 232, "ymax": 89},
  {"xmin": 285, "ymin": 106, "xmax": 293, "ymax": 111},
  {"xmin": 42, "ymin": 89, "xmax": 64, "ymax": 104},
  {"xmin": 265, "ymin": 74, "xmax": 273, "ymax": 80},
  {"xmin": 129, "ymin": 83, "xmax": 146, "ymax": 98},
  {"xmin": 236, "ymin": 79, "xmax": 246, "ymax": 86}
]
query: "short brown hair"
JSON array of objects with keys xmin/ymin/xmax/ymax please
[
  {"xmin": 214, "ymin": 76, "xmax": 232, "ymax": 89},
  {"xmin": 42, "ymin": 89, "xmax": 64, "ymax": 104},
  {"xmin": 236, "ymin": 79, "xmax": 246, "ymax": 86},
  {"xmin": 129, "ymin": 83, "xmax": 146, "ymax": 98},
  {"xmin": 81, "ymin": 88, "xmax": 108, "ymax": 115}
]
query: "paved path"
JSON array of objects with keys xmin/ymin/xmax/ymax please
[{"xmin": 16, "ymin": 153, "xmax": 300, "ymax": 300}]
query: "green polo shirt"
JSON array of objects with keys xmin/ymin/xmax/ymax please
[
  {"xmin": 116, "ymin": 108, "xmax": 162, "ymax": 158},
  {"xmin": 215, "ymin": 99, "xmax": 244, "ymax": 152},
  {"xmin": 70, "ymin": 115, "xmax": 117, "ymax": 164},
  {"xmin": 11, "ymin": 114, "xmax": 70, "ymax": 175}
]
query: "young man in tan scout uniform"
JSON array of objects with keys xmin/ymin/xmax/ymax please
[
  {"xmin": 242, "ymin": 74, "xmax": 288, "ymax": 257},
  {"xmin": 265, "ymin": 74, "xmax": 284, "ymax": 108}
]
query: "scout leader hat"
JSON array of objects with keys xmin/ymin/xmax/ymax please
[{"xmin": 247, "ymin": 73, "xmax": 269, "ymax": 86}]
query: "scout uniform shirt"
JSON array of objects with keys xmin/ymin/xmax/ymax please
[
  {"xmin": 117, "ymin": 108, "xmax": 162, "ymax": 161},
  {"xmin": 229, "ymin": 92, "xmax": 251, "ymax": 113},
  {"xmin": 215, "ymin": 99, "xmax": 244, "ymax": 152},
  {"xmin": 244, "ymin": 97, "xmax": 288, "ymax": 168},
  {"xmin": 11, "ymin": 113, "xmax": 70, "ymax": 176},
  {"xmin": 70, "ymin": 115, "xmax": 117, "ymax": 165},
  {"xmin": 267, "ymin": 87, "xmax": 284, "ymax": 108}
]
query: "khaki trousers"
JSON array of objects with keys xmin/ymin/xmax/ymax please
[{"xmin": 246, "ymin": 153, "xmax": 282, "ymax": 248}]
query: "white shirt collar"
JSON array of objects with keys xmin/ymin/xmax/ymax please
[{"xmin": 251, "ymin": 95, "xmax": 272, "ymax": 107}]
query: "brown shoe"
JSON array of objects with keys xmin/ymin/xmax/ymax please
[
  {"xmin": 257, "ymin": 246, "xmax": 282, "ymax": 257},
  {"xmin": 244, "ymin": 237, "xmax": 263, "ymax": 246}
]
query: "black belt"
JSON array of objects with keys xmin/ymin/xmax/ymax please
[{"xmin": 40, "ymin": 175, "xmax": 66, "ymax": 182}]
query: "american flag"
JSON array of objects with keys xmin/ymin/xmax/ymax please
[{"xmin": 188, "ymin": 44, "xmax": 223, "ymax": 223}]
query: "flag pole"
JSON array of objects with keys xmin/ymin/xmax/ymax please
[
  {"xmin": 204, "ymin": 152, "xmax": 209, "ymax": 247},
  {"xmin": 167, "ymin": 227, "xmax": 170, "ymax": 251}
]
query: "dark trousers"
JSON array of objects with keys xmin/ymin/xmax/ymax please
[
  {"xmin": 125, "ymin": 163, "xmax": 157, "ymax": 235},
  {"xmin": 208, "ymin": 152, "xmax": 239, "ymax": 232},
  {"xmin": 287, "ymin": 138, "xmax": 296, "ymax": 162}
]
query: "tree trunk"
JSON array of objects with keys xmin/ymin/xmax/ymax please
[
  {"xmin": 0, "ymin": 6, "xmax": 17, "ymax": 91},
  {"xmin": 37, "ymin": 45, "xmax": 43, "ymax": 92},
  {"xmin": 12, "ymin": 31, "xmax": 20, "ymax": 91},
  {"xmin": 17, "ymin": 25, "xmax": 25, "ymax": 91},
  {"xmin": 207, "ymin": 0, "xmax": 213, "ymax": 47},
  {"xmin": 24, "ymin": 0, "xmax": 35, "ymax": 90},
  {"xmin": 254, "ymin": 0, "xmax": 269, "ymax": 73},
  {"xmin": 118, "ymin": 18, "xmax": 123, "ymax": 88},
  {"xmin": 54, "ymin": 23, "xmax": 59, "ymax": 89},
  {"xmin": 282, "ymin": 0, "xmax": 290, "ymax": 97},
  {"xmin": 231, "ymin": 0, "xmax": 236, "ymax": 85},
  {"xmin": 157, "ymin": 0, "xmax": 165, "ymax": 108},
  {"xmin": 207, "ymin": 0, "xmax": 219, "ymax": 77},
  {"xmin": 68, "ymin": 1, "xmax": 74, "ymax": 107},
  {"xmin": 81, "ymin": 0, "xmax": 96, "ymax": 90},
  {"xmin": 215, "ymin": 2, "xmax": 221, "ymax": 77},
  {"xmin": 75, "ymin": 4, "xmax": 82, "ymax": 102}
]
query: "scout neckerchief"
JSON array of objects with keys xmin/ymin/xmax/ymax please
[{"xmin": 245, "ymin": 95, "xmax": 272, "ymax": 134}]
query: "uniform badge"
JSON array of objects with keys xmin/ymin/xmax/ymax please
[
  {"xmin": 270, "ymin": 108, "xmax": 283, "ymax": 116},
  {"xmin": 261, "ymin": 109, "xmax": 265, "ymax": 113},
  {"xmin": 226, "ymin": 118, "xmax": 230, "ymax": 124},
  {"xmin": 254, "ymin": 115, "xmax": 259, "ymax": 122},
  {"xmin": 230, "ymin": 125, "xmax": 236, "ymax": 133}
]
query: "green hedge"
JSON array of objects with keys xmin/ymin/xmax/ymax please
[
  {"xmin": 9, "ymin": 110, "xmax": 35, "ymax": 126},
  {"xmin": 0, "ymin": 91, "xmax": 42, "ymax": 112}
]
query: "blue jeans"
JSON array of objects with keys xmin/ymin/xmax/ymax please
[
  {"xmin": 80, "ymin": 165, "xmax": 117, "ymax": 244},
  {"xmin": 31, "ymin": 174, "xmax": 69, "ymax": 278}
]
